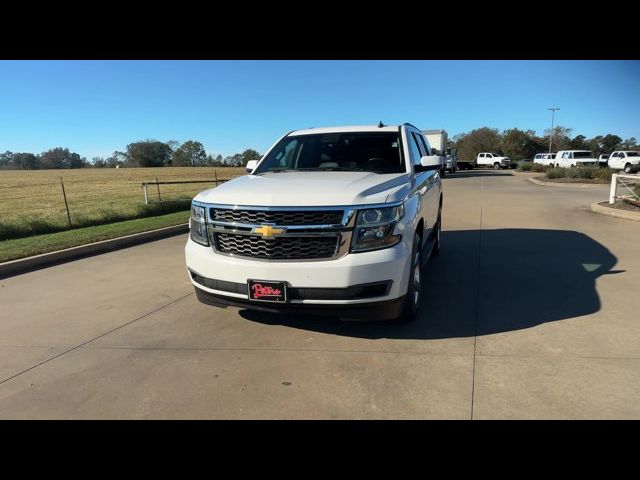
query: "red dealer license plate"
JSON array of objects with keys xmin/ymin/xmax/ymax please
[{"xmin": 247, "ymin": 279, "xmax": 287, "ymax": 303}]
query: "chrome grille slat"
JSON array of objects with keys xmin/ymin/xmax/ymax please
[
  {"xmin": 210, "ymin": 209, "xmax": 343, "ymax": 226},
  {"xmin": 215, "ymin": 234, "xmax": 339, "ymax": 260}
]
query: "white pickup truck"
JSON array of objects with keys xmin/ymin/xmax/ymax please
[
  {"xmin": 185, "ymin": 124, "xmax": 444, "ymax": 322},
  {"xmin": 477, "ymin": 152, "xmax": 512, "ymax": 169},
  {"xmin": 608, "ymin": 151, "xmax": 640, "ymax": 173}
]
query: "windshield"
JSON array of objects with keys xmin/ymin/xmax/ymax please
[
  {"xmin": 254, "ymin": 132, "xmax": 405, "ymax": 174},
  {"xmin": 626, "ymin": 151, "xmax": 639, "ymax": 157},
  {"xmin": 573, "ymin": 151, "xmax": 594, "ymax": 159}
]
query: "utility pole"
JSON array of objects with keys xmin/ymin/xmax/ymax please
[{"xmin": 547, "ymin": 107, "xmax": 560, "ymax": 154}]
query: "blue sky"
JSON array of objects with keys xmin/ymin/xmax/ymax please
[{"xmin": 0, "ymin": 60, "xmax": 638, "ymax": 160}]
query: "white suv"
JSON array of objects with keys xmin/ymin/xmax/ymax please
[
  {"xmin": 185, "ymin": 124, "xmax": 444, "ymax": 322},
  {"xmin": 608, "ymin": 151, "xmax": 640, "ymax": 173}
]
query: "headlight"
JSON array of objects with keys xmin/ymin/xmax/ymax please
[
  {"xmin": 351, "ymin": 204, "xmax": 403, "ymax": 252},
  {"xmin": 190, "ymin": 204, "xmax": 209, "ymax": 246}
]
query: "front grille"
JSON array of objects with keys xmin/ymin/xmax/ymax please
[
  {"xmin": 214, "ymin": 233, "xmax": 339, "ymax": 260},
  {"xmin": 210, "ymin": 209, "xmax": 343, "ymax": 226}
]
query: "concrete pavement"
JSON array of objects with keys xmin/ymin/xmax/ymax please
[{"xmin": 1, "ymin": 170, "xmax": 638, "ymax": 419}]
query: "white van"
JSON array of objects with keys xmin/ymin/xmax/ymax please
[
  {"xmin": 554, "ymin": 150, "xmax": 598, "ymax": 168},
  {"xmin": 533, "ymin": 153, "xmax": 556, "ymax": 166}
]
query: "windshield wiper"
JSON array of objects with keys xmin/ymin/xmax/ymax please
[
  {"xmin": 255, "ymin": 168, "xmax": 297, "ymax": 175},
  {"xmin": 296, "ymin": 167, "xmax": 364, "ymax": 171},
  {"xmin": 256, "ymin": 167, "xmax": 364, "ymax": 175}
]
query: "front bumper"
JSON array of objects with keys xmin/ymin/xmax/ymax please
[
  {"xmin": 193, "ymin": 286, "xmax": 404, "ymax": 321},
  {"xmin": 185, "ymin": 236, "xmax": 412, "ymax": 311}
]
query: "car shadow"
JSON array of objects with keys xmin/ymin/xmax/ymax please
[{"xmin": 238, "ymin": 229, "xmax": 620, "ymax": 339}]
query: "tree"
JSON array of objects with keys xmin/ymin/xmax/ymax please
[
  {"xmin": 569, "ymin": 135, "xmax": 588, "ymax": 150},
  {"xmin": 223, "ymin": 153, "xmax": 244, "ymax": 167},
  {"xmin": 92, "ymin": 156, "xmax": 108, "ymax": 168},
  {"xmin": 0, "ymin": 151, "xmax": 14, "ymax": 169},
  {"xmin": 501, "ymin": 128, "xmax": 540, "ymax": 160},
  {"xmin": 240, "ymin": 149, "xmax": 261, "ymax": 166},
  {"xmin": 13, "ymin": 153, "xmax": 39, "ymax": 169},
  {"xmin": 125, "ymin": 141, "xmax": 172, "ymax": 167},
  {"xmin": 172, "ymin": 140, "xmax": 208, "ymax": 167},
  {"xmin": 110, "ymin": 151, "xmax": 128, "ymax": 167},
  {"xmin": 600, "ymin": 134, "xmax": 623, "ymax": 153},
  {"xmin": 588, "ymin": 136, "xmax": 603, "ymax": 157},
  {"xmin": 454, "ymin": 127, "xmax": 502, "ymax": 161},
  {"xmin": 39, "ymin": 148, "xmax": 87, "ymax": 169},
  {"xmin": 542, "ymin": 126, "xmax": 573, "ymax": 152},
  {"xmin": 620, "ymin": 137, "xmax": 637, "ymax": 150}
]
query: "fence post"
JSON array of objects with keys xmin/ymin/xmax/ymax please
[
  {"xmin": 60, "ymin": 177, "xmax": 72, "ymax": 227},
  {"xmin": 609, "ymin": 174, "xmax": 617, "ymax": 205},
  {"xmin": 143, "ymin": 183, "xmax": 149, "ymax": 205},
  {"xmin": 155, "ymin": 176, "xmax": 162, "ymax": 205},
  {"xmin": 215, "ymin": 169, "xmax": 218, "ymax": 184}
]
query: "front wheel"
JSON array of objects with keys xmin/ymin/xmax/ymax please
[
  {"xmin": 432, "ymin": 207, "xmax": 441, "ymax": 256},
  {"xmin": 493, "ymin": 162, "xmax": 500, "ymax": 170},
  {"xmin": 625, "ymin": 163, "xmax": 632, "ymax": 174},
  {"xmin": 394, "ymin": 232, "xmax": 423, "ymax": 323}
]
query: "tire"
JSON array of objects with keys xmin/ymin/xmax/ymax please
[
  {"xmin": 493, "ymin": 162, "xmax": 500, "ymax": 170},
  {"xmin": 394, "ymin": 231, "xmax": 423, "ymax": 323},
  {"xmin": 625, "ymin": 163, "xmax": 632, "ymax": 174},
  {"xmin": 432, "ymin": 206, "xmax": 442, "ymax": 257}
]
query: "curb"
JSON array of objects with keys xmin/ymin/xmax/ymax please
[
  {"xmin": 528, "ymin": 177, "xmax": 608, "ymax": 188},
  {"xmin": 590, "ymin": 202, "xmax": 640, "ymax": 222},
  {"xmin": 0, "ymin": 223, "xmax": 189, "ymax": 279}
]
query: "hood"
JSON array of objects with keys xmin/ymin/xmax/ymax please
[{"xmin": 193, "ymin": 171, "xmax": 411, "ymax": 206}]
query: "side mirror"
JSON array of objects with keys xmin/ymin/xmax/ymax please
[
  {"xmin": 418, "ymin": 155, "xmax": 444, "ymax": 172},
  {"xmin": 246, "ymin": 159, "xmax": 258, "ymax": 173}
]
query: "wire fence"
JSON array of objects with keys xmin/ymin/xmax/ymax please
[{"xmin": 0, "ymin": 167, "xmax": 244, "ymax": 240}]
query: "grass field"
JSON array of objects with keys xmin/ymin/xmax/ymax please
[
  {"xmin": 0, "ymin": 211, "xmax": 190, "ymax": 263},
  {"xmin": 0, "ymin": 167, "xmax": 244, "ymax": 240}
]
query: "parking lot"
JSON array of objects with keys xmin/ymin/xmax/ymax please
[{"xmin": 1, "ymin": 170, "xmax": 639, "ymax": 419}]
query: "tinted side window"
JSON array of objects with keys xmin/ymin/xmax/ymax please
[
  {"xmin": 420, "ymin": 135, "xmax": 431, "ymax": 155},
  {"xmin": 412, "ymin": 132, "xmax": 427, "ymax": 157},
  {"xmin": 408, "ymin": 133, "xmax": 423, "ymax": 166}
]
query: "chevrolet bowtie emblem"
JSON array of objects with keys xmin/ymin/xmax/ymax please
[{"xmin": 253, "ymin": 225, "xmax": 285, "ymax": 237}]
